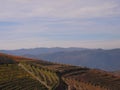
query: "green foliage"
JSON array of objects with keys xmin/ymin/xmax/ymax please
[
  {"xmin": 0, "ymin": 77, "xmax": 47, "ymax": 90},
  {"xmin": 21, "ymin": 63, "xmax": 59, "ymax": 90},
  {"xmin": 0, "ymin": 64, "xmax": 47, "ymax": 90}
]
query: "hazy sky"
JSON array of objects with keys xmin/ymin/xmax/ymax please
[{"xmin": 0, "ymin": 0, "xmax": 120, "ymax": 49}]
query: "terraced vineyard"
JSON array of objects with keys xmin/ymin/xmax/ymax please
[
  {"xmin": 0, "ymin": 64, "xmax": 29, "ymax": 82},
  {"xmin": 0, "ymin": 53, "xmax": 60, "ymax": 90},
  {"xmin": 19, "ymin": 62, "xmax": 59, "ymax": 90},
  {"xmin": 62, "ymin": 68, "xmax": 120, "ymax": 90},
  {"xmin": 42, "ymin": 63, "xmax": 120, "ymax": 90},
  {"xmin": 0, "ymin": 64, "xmax": 47, "ymax": 90},
  {"xmin": 0, "ymin": 77, "xmax": 48, "ymax": 90},
  {"xmin": 0, "ymin": 53, "xmax": 120, "ymax": 90}
]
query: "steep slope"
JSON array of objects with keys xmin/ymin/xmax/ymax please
[
  {"xmin": 0, "ymin": 53, "xmax": 62, "ymax": 90},
  {"xmin": 0, "ymin": 53, "xmax": 16, "ymax": 64},
  {"xmin": 0, "ymin": 53, "xmax": 120, "ymax": 90},
  {"xmin": 0, "ymin": 64, "xmax": 47, "ymax": 90}
]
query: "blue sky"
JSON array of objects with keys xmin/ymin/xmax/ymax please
[{"xmin": 0, "ymin": 0, "xmax": 120, "ymax": 49}]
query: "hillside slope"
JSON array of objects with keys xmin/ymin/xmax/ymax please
[
  {"xmin": 24, "ymin": 49, "xmax": 120, "ymax": 71},
  {"xmin": 0, "ymin": 53, "xmax": 120, "ymax": 90},
  {"xmin": 1, "ymin": 48, "xmax": 120, "ymax": 71}
]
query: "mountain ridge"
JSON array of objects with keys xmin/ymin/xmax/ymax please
[
  {"xmin": 0, "ymin": 47, "xmax": 88, "ymax": 55},
  {"xmin": 0, "ymin": 48, "xmax": 120, "ymax": 71}
]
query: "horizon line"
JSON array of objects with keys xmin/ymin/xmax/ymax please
[{"xmin": 1, "ymin": 47, "xmax": 120, "ymax": 50}]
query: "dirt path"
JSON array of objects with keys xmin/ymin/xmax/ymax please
[
  {"xmin": 55, "ymin": 79, "xmax": 68, "ymax": 90},
  {"xmin": 55, "ymin": 74, "xmax": 68, "ymax": 90}
]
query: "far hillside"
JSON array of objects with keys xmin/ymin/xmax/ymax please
[{"xmin": 1, "ymin": 48, "xmax": 120, "ymax": 71}]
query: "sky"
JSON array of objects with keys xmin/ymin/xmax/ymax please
[{"xmin": 0, "ymin": 0, "xmax": 120, "ymax": 50}]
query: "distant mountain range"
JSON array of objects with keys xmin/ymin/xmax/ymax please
[
  {"xmin": 0, "ymin": 47, "xmax": 87, "ymax": 55},
  {"xmin": 0, "ymin": 47, "xmax": 120, "ymax": 71}
]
